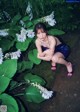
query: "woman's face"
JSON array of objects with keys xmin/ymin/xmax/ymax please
[{"xmin": 36, "ymin": 28, "xmax": 47, "ymax": 41}]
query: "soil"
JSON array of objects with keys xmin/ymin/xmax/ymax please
[{"xmin": 28, "ymin": 31, "xmax": 80, "ymax": 112}]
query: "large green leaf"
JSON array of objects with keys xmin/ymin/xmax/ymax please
[
  {"xmin": 17, "ymin": 61, "xmax": 33, "ymax": 73},
  {"xmin": 0, "ymin": 59, "xmax": 17, "ymax": 78},
  {"xmin": 0, "ymin": 76, "xmax": 10, "ymax": 93},
  {"xmin": 25, "ymin": 22, "xmax": 33, "ymax": 28},
  {"xmin": 24, "ymin": 85, "xmax": 44, "ymax": 103},
  {"xmin": 0, "ymin": 38, "xmax": 15, "ymax": 52},
  {"xmin": 16, "ymin": 38, "xmax": 32, "ymax": 51},
  {"xmin": 48, "ymin": 29, "xmax": 65, "ymax": 35},
  {"xmin": 22, "ymin": 16, "xmax": 30, "ymax": 22},
  {"xmin": 24, "ymin": 73, "xmax": 46, "ymax": 85},
  {"xmin": 11, "ymin": 13, "xmax": 21, "ymax": 26},
  {"xmin": 28, "ymin": 49, "xmax": 41, "ymax": 65},
  {"xmin": 0, "ymin": 93, "xmax": 19, "ymax": 112}
]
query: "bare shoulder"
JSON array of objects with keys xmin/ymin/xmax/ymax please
[{"xmin": 48, "ymin": 35, "xmax": 56, "ymax": 42}]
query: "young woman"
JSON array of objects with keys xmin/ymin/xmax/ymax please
[{"xmin": 34, "ymin": 22, "xmax": 73, "ymax": 76}]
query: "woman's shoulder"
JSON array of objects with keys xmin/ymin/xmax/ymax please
[{"xmin": 48, "ymin": 35, "xmax": 56, "ymax": 41}]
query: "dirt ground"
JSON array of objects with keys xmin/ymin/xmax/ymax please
[{"xmin": 28, "ymin": 31, "xmax": 80, "ymax": 112}]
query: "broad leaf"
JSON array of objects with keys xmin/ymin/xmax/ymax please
[
  {"xmin": 22, "ymin": 16, "xmax": 30, "ymax": 22},
  {"xmin": 0, "ymin": 59, "xmax": 17, "ymax": 78},
  {"xmin": 11, "ymin": 13, "xmax": 21, "ymax": 26},
  {"xmin": 0, "ymin": 76, "xmax": 10, "ymax": 93},
  {"xmin": 0, "ymin": 93, "xmax": 19, "ymax": 112},
  {"xmin": 17, "ymin": 61, "xmax": 33, "ymax": 73},
  {"xmin": 24, "ymin": 73, "xmax": 46, "ymax": 85},
  {"xmin": 25, "ymin": 22, "xmax": 33, "ymax": 28},
  {"xmin": 24, "ymin": 86, "xmax": 44, "ymax": 103},
  {"xmin": 16, "ymin": 38, "xmax": 32, "ymax": 51},
  {"xmin": 28, "ymin": 49, "xmax": 41, "ymax": 65},
  {"xmin": 0, "ymin": 38, "xmax": 15, "ymax": 52},
  {"xmin": 48, "ymin": 29, "xmax": 65, "ymax": 35}
]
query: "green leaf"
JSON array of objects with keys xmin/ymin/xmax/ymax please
[
  {"xmin": 28, "ymin": 49, "xmax": 41, "ymax": 65},
  {"xmin": 16, "ymin": 38, "xmax": 32, "ymax": 51},
  {"xmin": 0, "ymin": 76, "xmax": 10, "ymax": 93},
  {"xmin": 11, "ymin": 13, "xmax": 21, "ymax": 26},
  {"xmin": 24, "ymin": 73, "xmax": 46, "ymax": 85},
  {"xmin": 0, "ymin": 59, "xmax": 17, "ymax": 78},
  {"xmin": 17, "ymin": 61, "xmax": 33, "ymax": 73},
  {"xmin": 22, "ymin": 16, "xmax": 30, "ymax": 22},
  {"xmin": 0, "ymin": 38, "xmax": 15, "ymax": 52},
  {"xmin": 24, "ymin": 86, "xmax": 44, "ymax": 103},
  {"xmin": 0, "ymin": 93, "xmax": 19, "ymax": 112},
  {"xmin": 48, "ymin": 29, "xmax": 65, "ymax": 35},
  {"xmin": 25, "ymin": 22, "xmax": 33, "ymax": 28}
]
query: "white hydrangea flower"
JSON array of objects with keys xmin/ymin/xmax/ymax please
[
  {"xmin": 10, "ymin": 49, "xmax": 21, "ymax": 59},
  {"xmin": 44, "ymin": 11, "xmax": 56, "ymax": 26},
  {"xmin": 26, "ymin": 2, "xmax": 33, "ymax": 20},
  {"xmin": 16, "ymin": 27, "xmax": 27, "ymax": 42},
  {"xmin": 0, "ymin": 48, "xmax": 3, "ymax": 64},
  {"xmin": 0, "ymin": 29, "xmax": 9, "ymax": 37},
  {"xmin": 47, "ymin": 19, "xmax": 56, "ymax": 26},
  {"xmin": 26, "ymin": 2, "xmax": 32, "ymax": 14},
  {"xmin": 31, "ymin": 83, "xmax": 53, "ymax": 99},
  {"xmin": 26, "ymin": 29, "xmax": 35, "ymax": 38}
]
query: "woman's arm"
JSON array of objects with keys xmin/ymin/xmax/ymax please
[
  {"xmin": 35, "ymin": 39, "xmax": 46, "ymax": 57},
  {"xmin": 37, "ymin": 53, "xmax": 52, "ymax": 61}
]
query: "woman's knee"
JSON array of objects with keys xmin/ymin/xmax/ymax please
[{"xmin": 52, "ymin": 55, "xmax": 59, "ymax": 63}]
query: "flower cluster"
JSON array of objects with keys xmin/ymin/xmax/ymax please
[
  {"xmin": 44, "ymin": 11, "xmax": 56, "ymax": 26},
  {"xmin": 0, "ymin": 29, "xmax": 9, "ymax": 37},
  {"xmin": 31, "ymin": 82, "xmax": 53, "ymax": 99},
  {"xmin": 5, "ymin": 49, "xmax": 21, "ymax": 59},
  {"xmin": 16, "ymin": 27, "xmax": 27, "ymax": 42},
  {"xmin": 26, "ymin": 29, "xmax": 35, "ymax": 38},
  {"xmin": 0, "ymin": 48, "xmax": 3, "ymax": 64},
  {"xmin": 40, "ymin": 11, "xmax": 56, "ymax": 26},
  {"xmin": 16, "ymin": 27, "xmax": 34, "ymax": 42},
  {"xmin": 26, "ymin": 2, "xmax": 33, "ymax": 20}
]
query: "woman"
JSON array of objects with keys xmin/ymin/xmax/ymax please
[{"xmin": 34, "ymin": 22, "xmax": 73, "ymax": 76}]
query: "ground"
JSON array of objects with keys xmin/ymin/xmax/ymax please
[{"xmin": 28, "ymin": 31, "xmax": 80, "ymax": 112}]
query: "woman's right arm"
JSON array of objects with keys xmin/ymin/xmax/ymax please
[{"xmin": 35, "ymin": 39, "xmax": 45, "ymax": 57}]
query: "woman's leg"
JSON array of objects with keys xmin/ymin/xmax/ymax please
[{"xmin": 51, "ymin": 52, "xmax": 73, "ymax": 76}]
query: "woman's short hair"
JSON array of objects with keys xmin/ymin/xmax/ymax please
[{"xmin": 34, "ymin": 22, "xmax": 47, "ymax": 34}]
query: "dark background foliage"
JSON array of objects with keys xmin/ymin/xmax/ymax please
[{"xmin": 0, "ymin": 0, "xmax": 80, "ymax": 31}]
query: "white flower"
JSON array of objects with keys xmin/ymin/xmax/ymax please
[
  {"xmin": 44, "ymin": 11, "xmax": 56, "ymax": 26},
  {"xmin": 31, "ymin": 83, "xmax": 53, "ymax": 99},
  {"xmin": 26, "ymin": 2, "xmax": 33, "ymax": 20},
  {"xmin": 10, "ymin": 49, "xmax": 21, "ymax": 59},
  {"xmin": 16, "ymin": 27, "xmax": 27, "ymax": 42},
  {"xmin": 4, "ymin": 53, "xmax": 10, "ymax": 59},
  {"xmin": 47, "ymin": 19, "xmax": 56, "ymax": 26},
  {"xmin": 26, "ymin": 2, "xmax": 32, "ymax": 14},
  {"xmin": 29, "ymin": 12, "xmax": 33, "ymax": 20},
  {"xmin": 0, "ymin": 48, "xmax": 3, "ymax": 64},
  {"xmin": 0, "ymin": 29, "xmax": 9, "ymax": 37},
  {"xmin": 26, "ymin": 29, "xmax": 35, "ymax": 38},
  {"xmin": 20, "ymin": 20, "xmax": 25, "ymax": 27}
]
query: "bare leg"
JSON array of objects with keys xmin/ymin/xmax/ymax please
[{"xmin": 51, "ymin": 52, "xmax": 73, "ymax": 76}]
